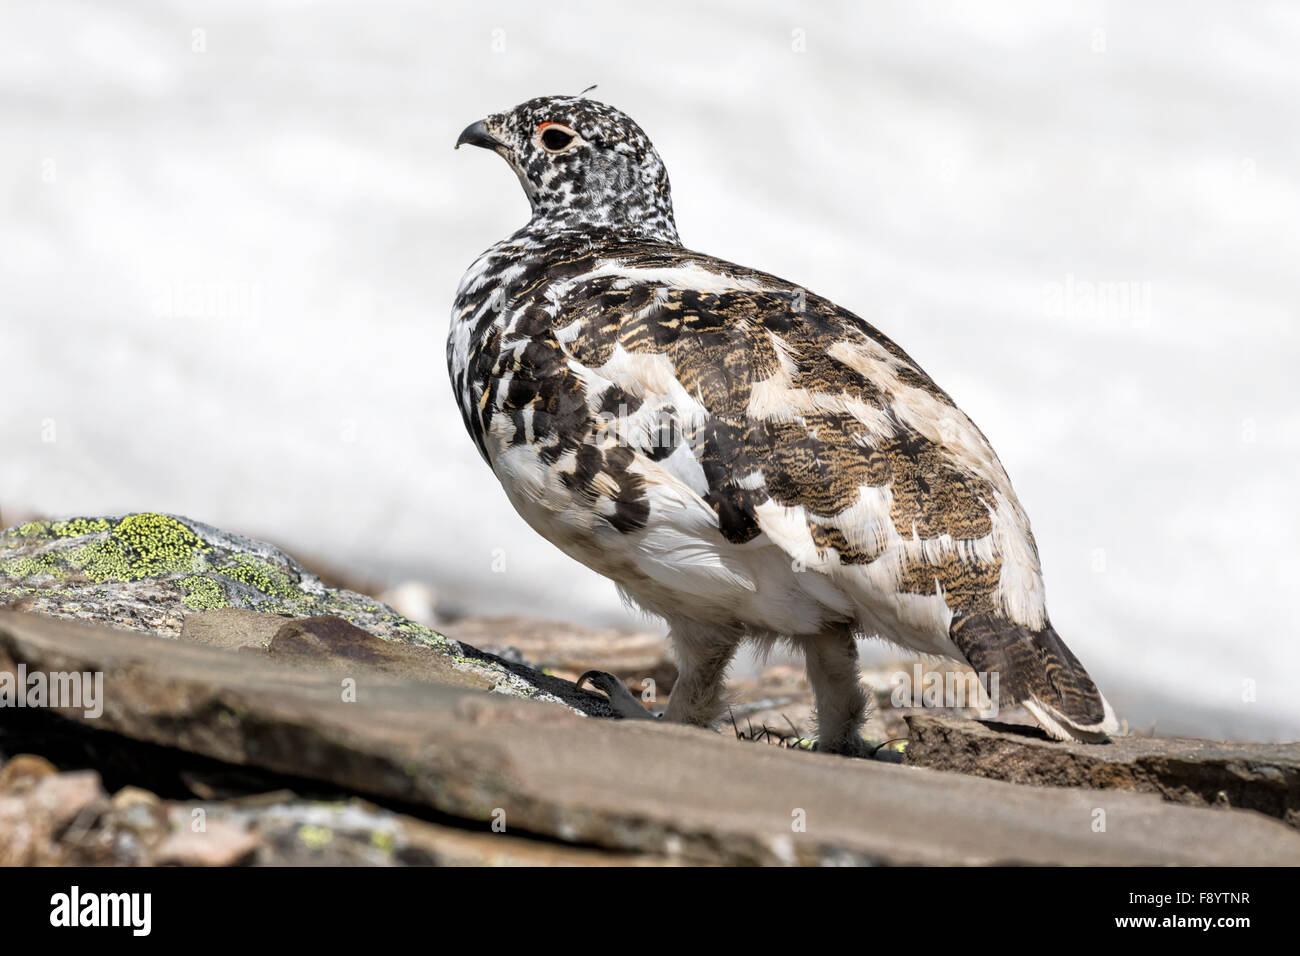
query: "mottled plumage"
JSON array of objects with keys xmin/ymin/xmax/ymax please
[{"xmin": 450, "ymin": 94, "xmax": 1118, "ymax": 752}]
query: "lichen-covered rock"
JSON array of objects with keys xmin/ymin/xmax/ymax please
[
  {"xmin": 0, "ymin": 513, "xmax": 455, "ymax": 649},
  {"xmin": 0, "ymin": 513, "xmax": 617, "ymax": 715}
]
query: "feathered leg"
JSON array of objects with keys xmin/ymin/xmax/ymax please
[
  {"xmin": 804, "ymin": 627, "xmax": 872, "ymax": 757},
  {"xmin": 663, "ymin": 620, "xmax": 742, "ymax": 727}
]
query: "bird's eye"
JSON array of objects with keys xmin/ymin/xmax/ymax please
[{"xmin": 539, "ymin": 124, "xmax": 578, "ymax": 153}]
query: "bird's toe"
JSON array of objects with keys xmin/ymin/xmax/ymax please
[{"xmin": 575, "ymin": 669, "xmax": 658, "ymax": 721}]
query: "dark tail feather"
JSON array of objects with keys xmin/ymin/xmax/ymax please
[{"xmin": 949, "ymin": 612, "xmax": 1119, "ymax": 743}]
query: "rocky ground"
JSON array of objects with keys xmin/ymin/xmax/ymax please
[{"xmin": 1, "ymin": 513, "xmax": 1297, "ymax": 865}]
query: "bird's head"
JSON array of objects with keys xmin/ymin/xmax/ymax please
[{"xmin": 456, "ymin": 93, "xmax": 680, "ymax": 244}]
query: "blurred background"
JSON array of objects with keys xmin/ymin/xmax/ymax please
[{"xmin": 2, "ymin": 0, "xmax": 1297, "ymax": 740}]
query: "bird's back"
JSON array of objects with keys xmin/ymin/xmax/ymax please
[{"xmin": 452, "ymin": 235, "xmax": 1042, "ymax": 642}]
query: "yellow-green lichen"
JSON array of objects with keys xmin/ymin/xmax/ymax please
[
  {"xmin": 0, "ymin": 553, "xmax": 66, "ymax": 582},
  {"xmin": 73, "ymin": 514, "xmax": 209, "ymax": 583},
  {"xmin": 6, "ymin": 518, "xmax": 110, "ymax": 541},
  {"xmin": 390, "ymin": 618, "xmax": 451, "ymax": 649},
  {"xmin": 221, "ymin": 554, "xmax": 301, "ymax": 600},
  {"xmin": 178, "ymin": 575, "xmax": 228, "ymax": 611},
  {"xmin": 49, "ymin": 517, "xmax": 112, "ymax": 538},
  {"xmin": 369, "ymin": 831, "xmax": 396, "ymax": 854},
  {"xmin": 298, "ymin": 825, "xmax": 334, "ymax": 850},
  {"xmin": 215, "ymin": 706, "xmax": 246, "ymax": 728}
]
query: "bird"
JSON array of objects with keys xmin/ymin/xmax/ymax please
[{"xmin": 449, "ymin": 93, "xmax": 1119, "ymax": 754}]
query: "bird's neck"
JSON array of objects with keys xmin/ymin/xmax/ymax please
[{"xmin": 524, "ymin": 187, "xmax": 681, "ymax": 246}]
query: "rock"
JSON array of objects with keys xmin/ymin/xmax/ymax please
[
  {"xmin": 905, "ymin": 715, "xmax": 1300, "ymax": 828},
  {"xmin": 106, "ymin": 787, "xmax": 169, "ymax": 862},
  {"xmin": 266, "ymin": 615, "xmax": 496, "ymax": 692},
  {"xmin": 0, "ymin": 513, "xmax": 457, "ymax": 647},
  {"xmin": 0, "ymin": 514, "xmax": 620, "ymax": 717},
  {"xmin": 3, "ymin": 609, "xmax": 1298, "ymax": 865},
  {"xmin": 447, "ymin": 615, "xmax": 678, "ymax": 691},
  {"xmin": 154, "ymin": 819, "xmax": 261, "ymax": 866},
  {"xmin": 0, "ymin": 753, "xmax": 58, "ymax": 792},
  {"xmin": 160, "ymin": 793, "xmax": 667, "ymax": 866},
  {"xmin": 179, "ymin": 607, "xmax": 289, "ymax": 650},
  {"xmin": 0, "ymin": 793, "xmax": 46, "ymax": 865},
  {"xmin": 394, "ymin": 813, "xmax": 671, "ymax": 866},
  {"xmin": 13, "ymin": 766, "xmax": 632, "ymax": 866},
  {"xmin": 0, "ymin": 768, "xmax": 108, "ymax": 865},
  {"xmin": 1, "ymin": 742, "xmax": 642, "ymax": 866},
  {"xmin": 29, "ymin": 769, "xmax": 106, "ymax": 831}
]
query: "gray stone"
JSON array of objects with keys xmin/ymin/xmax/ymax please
[
  {"xmin": 3, "ymin": 609, "xmax": 1299, "ymax": 865},
  {"xmin": 265, "ymin": 614, "xmax": 498, "ymax": 692},
  {"xmin": 905, "ymin": 714, "xmax": 1300, "ymax": 828},
  {"xmin": 179, "ymin": 607, "xmax": 288, "ymax": 650},
  {"xmin": 153, "ymin": 819, "xmax": 261, "ymax": 867}
]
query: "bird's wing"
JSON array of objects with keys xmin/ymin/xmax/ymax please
[
  {"xmin": 481, "ymin": 241, "xmax": 1114, "ymax": 740},
  {"xmin": 533, "ymin": 244, "xmax": 1047, "ymax": 632}
]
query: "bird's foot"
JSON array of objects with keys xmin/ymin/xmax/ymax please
[
  {"xmin": 815, "ymin": 735, "xmax": 908, "ymax": 761},
  {"xmin": 575, "ymin": 670, "xmax": 659, "ymax": 721},
  {"xmin": 814, "ymin": 734, "xmax": 878, "ymax": 759}
]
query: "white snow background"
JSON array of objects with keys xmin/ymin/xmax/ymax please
[{"xmin": 2, "ymin": 1, "xmax": 1297, "ymax": 740}]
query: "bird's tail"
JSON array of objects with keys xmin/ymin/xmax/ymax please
[{"xmin": 949, "ymin": 612, "xmax": 1119, "ymax": 743}]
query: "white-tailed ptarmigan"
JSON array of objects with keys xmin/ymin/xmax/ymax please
[{"xmin": 450, "ymin": 94, "xmax": 1119, "ymax": 754}]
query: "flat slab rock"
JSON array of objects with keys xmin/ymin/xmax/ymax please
[
  {"xmin": 906, "ymin": 715, "xmax": 1300, "ymax": 829},
  {"xmin": 3, "ymin": 611, "xmax": 1300, "ymax": 865}
]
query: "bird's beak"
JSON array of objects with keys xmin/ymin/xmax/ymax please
[{"xmin": 456, "ymin": 120, "xmax": 504, "ymax": 151}]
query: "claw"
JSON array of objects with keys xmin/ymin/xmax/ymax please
[
  {"xmin": 872, "ymin": 738, "xmax": 909, "ymax": 763},
  {"xmin": 575, "ymin": 670, "xmax": 658, "ymax": 721}
]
